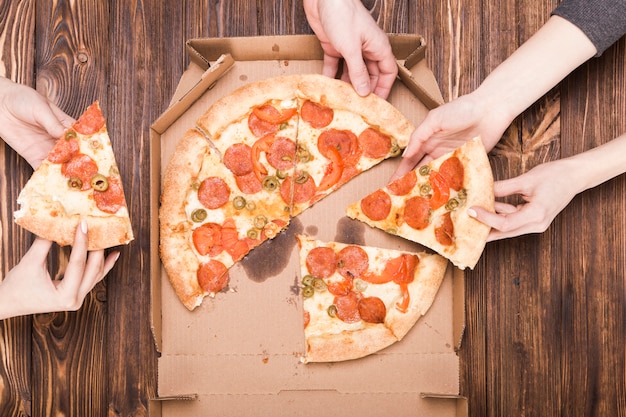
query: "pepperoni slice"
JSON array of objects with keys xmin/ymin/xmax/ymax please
[
  {"xmin": 235, "ymin": 171, "xmax": 262, "ymax": 194},
  {"xmin": 48, "ymin": 137, "xmax": 79, "ymax": 164},
  {"xmin": 429, "ymin": 171, "xmax": 450, "ymax": 210},
  {"xmin": 192, "ymin": 222, "xmax": 223, "ymax": 256},
  {"xmin": 439, "ymin": 156, "xmax": 464, "ymax": 191},
  {"xmin": 317, "ymin": 129, "xmax": 361, "ymax": 165},
  {"xmin": 358, "ymin": 128, "xmax": 392, "ymax": 159},
  {"xmin": 93, "ymin": 177, "xmax": 125, "ymax": 213},
  {"xmin": 360, "ymin": 189, "xmax": 391, "ymax": 221},
  {"xmin": 337, "ymin": 245, "xmax": 369, "ymax": 279},
  {"xmin": 305, "ymin": 246, "xmax": 337, "ymax": 278},
  {"xmin": 267, "ymin": 136, "xmax": 296, "ymax": 171},
  {"xmin": 435, "ymin": 211, "xmax": 455, "ymax": 246},
  {"xmin": 248, "ymin": 112, "xmax": 278, "ymax": 138},
  {"xmin": 301, "ymin": 100, "xmax": 334, "ymax": 128},
  {"xmin": 387, "ymin": 170, "xmax": 417, "ymax": 196},
  {"xmin": 198, "ymin": 177, "xmax": 230, "ymax": 209},
  {"xmin": 404, "ymin": 195, "xmax": 431, "ymax": 230},
  {"xmin": 62, "ymin": 154, "xmax": 99, "ymax": 190},
  {"xmin": 333, "ymin": 292, "xmax": 361, "ymax": 323},
  {"xmin": 358, "ymin": 296, "xmax": 386, "ymax": 324},
  {"xmin": 283, "ymin": 173, "xmax": 317, "ymax": 205},
  {"xmin": 326, "ymin": 277, "xmax": 353, "ymax": 296},
  {"xmin": 73, "ymin": 103, "xmax": 106, "ymax": 135},
  {"xmin": 253, "ymin": 104, "xmax": 296, "ymax": 125},
  {"xmin": 224, "ymin": 143, "xmax": 253, "ymax": 176},
  {"xmin": 197, "ymin": 260, "xmax": 229, "ymax": 293}
]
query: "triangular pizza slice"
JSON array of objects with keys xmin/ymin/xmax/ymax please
[
  {"xmin": 14, "ymin": 101, "xmax": 133, "ymax": 250},
  {"xmin": 160, "ymin": 128, "xmax": 292, "ymax": 310},
  {"xmin": 296, "ymin": 234, "xmax": 448, "ymax": 363},
  {"xmin": 346, "ymin": 137, "xmax": 494, "ymax": 269},
  {"xmin": 289, "ymin": 74, "xmax": 413, "ymax": 216}
]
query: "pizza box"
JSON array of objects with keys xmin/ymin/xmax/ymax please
[{"xmin": 149, "ymin": 34, "xmax": 467, "ymax": 417}]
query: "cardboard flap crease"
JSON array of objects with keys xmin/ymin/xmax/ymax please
[{"xmin": 150, "ymin": 34, "xmax": 464, "ymax": 417}]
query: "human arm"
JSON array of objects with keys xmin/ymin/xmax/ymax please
[
  {"xmin": 303, "ymin": 0, "xmax": 398, "ymax": 99},
  {"xmin": 0, "ymin": 220, "xmax": 119, "ymax": 320},
  {"xmin": 391, "ymin": 15, "xmax": 598, "ymax": 180},
  {"xmin": 0, "ymin": 77, "xmax": 74, "ymax": 169},
  {"xmin": 468, "ymin": 132, "xmax": 626, "ymax": 241}
]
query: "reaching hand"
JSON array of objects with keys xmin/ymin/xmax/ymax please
[
  {"xmin": 303, "ymin": 0, "xmax": 398, "ymax": 99},
  {"xmin": 0, "ymin": 221, "xmax": 119, "ymax": 320},
  {"xmin": 0, "ymin": 77, "xmax": 74, "ymax": 169},
  {"xmin": 391, "ymin": 93, "xmax": 512, "ymax": 181},
  {"xmin": 468, "ymin": 159, "xmax": 580, "ymax": 241}
]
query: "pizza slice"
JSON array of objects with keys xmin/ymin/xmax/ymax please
[
  {"xmin": 296, "ymin": 234, "xmax": 448, "ymax": 363},
  {"xmin": 14, "ymin": 101, "xmax": 133, "ymax": 250},
  {"xmin": 289, "ymin": 74, "xmax": 414, "ymax": 216},
  {"xmin": 346, "ymin": 137, "xmax": 494, "ymax": 270},
  {"xmin": 160, "ymin": 128, "xmax": 292, "ymax": 310}
]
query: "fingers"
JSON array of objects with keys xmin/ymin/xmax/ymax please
[
  {"xmin": 24, "ymin": 237, "xmax": 54, "ymax": 264},
  {"xmin": 57, "ymin": 220, "xmax": 120, "ymax": 310}
]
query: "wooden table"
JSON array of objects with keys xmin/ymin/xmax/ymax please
[{"xmin": 1, "ymin": 1, "xmax": 624, "ymax": 416}]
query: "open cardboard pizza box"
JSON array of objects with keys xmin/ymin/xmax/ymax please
[{"xmin": 149, "ymin": 34, "xmax": 467, "ymax": 417}]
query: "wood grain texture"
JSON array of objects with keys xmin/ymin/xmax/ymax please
[{"xmin": 0, "ymin": 1, "xmax": 624, "ymax": 416}]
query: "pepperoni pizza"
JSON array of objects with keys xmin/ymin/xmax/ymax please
[
  {"xmin": 297, "ymin": 234, "xmax": 447, "ymax": 362},
  {"xmin": 346, "ymin": 137, "xmax": 494, "ymax": 270},
  {"xmin": 14, "ymin": 101, "xmax": 134, "ymax": 250},
  {"xmin": 160, "ymin": 74, "xmax": 414, "ymax": 310}
]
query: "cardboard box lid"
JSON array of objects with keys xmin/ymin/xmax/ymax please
[{"xmin": 150, "ymin": 34, "xmax": 465, "ymax": 417}]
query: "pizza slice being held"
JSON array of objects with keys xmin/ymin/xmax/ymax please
[
  {"xmin": 160, "ymin": 129, "xmax": 292, "ymax": 310},
  {"xmin": 289, "ymin": 75, "xmax": 413, "ymax": 216},
  {"xmin": 296, "ymin": 234, "xmax": 448, "ymax": 363},
  {"xmin": 14, "ymin": 101, "xmax": 133, "ymax": 250},
  {"xmin": 346, "ymin": 137, "xmax": 494, "ymax": 270}
]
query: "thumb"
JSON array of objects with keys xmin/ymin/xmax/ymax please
[{"xmin": 35, "ymin": 103, "xmax": 68, "ymax": 139}]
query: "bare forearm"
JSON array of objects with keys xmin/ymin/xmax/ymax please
[{"xmin": 472, "ymin": 15, "xmax": 597, "ymax": 123}]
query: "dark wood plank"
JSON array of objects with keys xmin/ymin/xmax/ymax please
[
  {"xmin": 105, "ymin": 0, "xmax": 184, "ymax": 415},
  {"xmin": 558, "ymin": 38, "xmax": 626, "ymax": 416},
  {"xmin": 30, "ymin": 1, "xmax": 110, "ymax": 415},
  {"xmin": 0, "ymin": 2, "xmax": 37, "ymax": 416}
]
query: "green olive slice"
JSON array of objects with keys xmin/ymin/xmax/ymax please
[
  {"xmin": 389, "ymin": 142, "xmax": 402, "ymax": 157},
  {"xmin": 301, "ymin": 275, "xmax": 314, "ymax": 287},
  {"xmin": 445, "ymin": 198, "xmax": 460, "ymax": 211},
  {"xmin": 262, "ymin": 175, "xmax": 279, "ymax": 191},
  {"xmin": 419, "ymin": 165, "xmax": 431, "ymax": 176},
  {"xmin": 90, "ymin": 174, "xmax": 109, "ymax": 191},
  {"xmin": 68, "ymin": 177, "xmax": 83, "ymax": 189},
  {"xmin": 419, "ymin": 183, "xmax": 432, "ymax": 196},
  {"xmin": 295, "ymin": 171, "xmax": 309, "ymax": 184},
  {"xmin": 254, "ymin": 215, "xmax": 268, "ymax": 229},
  {"xmin": 296, "ymin": 146, "xmax": 311, "ymax": 162},
  {"xmin": 247, "ymin": 229, "xmax": 259, "ymax": 239},
  {"xmin": 233, "ymin": 196, "xmax": 246, "ymax": 210},
  {"xmin": 327, "ymin": 305, "xmax": 337, "ymax": 317},
  {"xmin": 191, "ymin": 208, "xmax": 207, "ymax": 223},
  {"xmin": 65, "ymin": 130, "xmax": 77, "ymax": 140},
  {"xmin": 302, "ymin": 285, "xmax": 315, "ymax": 298},
  {"xmin": 312, "ymin": 278, "xmax": 327, "ymax": 291}
]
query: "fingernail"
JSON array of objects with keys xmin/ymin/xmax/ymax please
[
  {"xmin": 356, "ymin": 83, "xmax": 370, "ymax": 96},
  {"xmin": 80, "ymin": 220, "xmax": 88, "ymax": 234},
  {"xmin": 113, "ymin": 252, "xmax": 120, "ymax": 262},
  {"xmin": 467, "ymin": 208, "xmax": 477, "ymax": 218}
]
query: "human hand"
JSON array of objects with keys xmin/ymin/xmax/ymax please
[
  {"xmin": 467, "ymin": 159, "xmax": 580, "ymax": 241},
  {"xmin": 303, "ymin": 0, "xmax": 398, "ymax": 99},
  {"xmin": 391, "ymin": 93, "xmax": 512, "ymax": 181},
  {"xmin": 0, "ymin": 77, "xmax": 74, "ymax": 169},
  {"xmin": 0, "ymin": 220, "xmax": 119, "ymax": 320}
]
